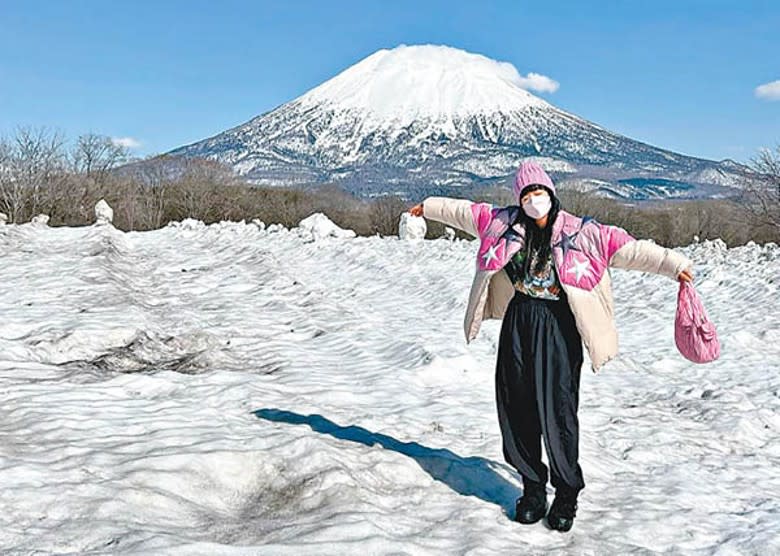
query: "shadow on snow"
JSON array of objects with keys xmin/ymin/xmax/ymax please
[{"xmin": 253, "ymin": 408, "xmax": 521, "ymax": 516}]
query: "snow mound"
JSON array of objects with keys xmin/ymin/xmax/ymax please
[
  {"xmin": 298, "ymin": 213, "xmax": 356, "ymax": 240},
  {"xmin": 398, "ymin": 212, "xmax": 426, "ymax": 240},
  {"xmin": 31, "ymin": 214, "xmax": 49, "ymax": 226},
  {"xmin": 0, "ymin": 212, "xmax": 6, "ymax": 225},
  {"xmin": 167, "ymin": 218, "xmax": 206, "ymax": 231},
  {"xmin": 94, "ymin": 199, "xmax": 113, "ymax": 225}
]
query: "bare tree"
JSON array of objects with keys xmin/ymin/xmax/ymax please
[
  {"xmin": 738, "ymin": 145, "xmax": 780, "ymax": 233},
  {"xmin": 16, "ymin": 127, "xmax": 68, "ymax": 216},
  {"xmin": 0, "ymin": 138, "xmax": 16, "ymax": 219},
  {"xmin": 72, "ymin": 133, "xmax": 129, "ymax": 180},
  {"xmin": 0, "ymin": 127, "xmax": 68, "ymax": 222},
  {"xmin": 130, "ymin": 154, "xmax": 181, "ymax": 229},
  {"xmin": 369, "ymin": 194, "xmax": 407, "ymax": 236},
  {"xmin": 172, "ymin": 157, "xmax": 240, "ymax": 221}
]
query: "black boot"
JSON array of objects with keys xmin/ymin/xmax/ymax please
[
  {"xmin": 547, "ymin": 489, "xmax": 578, "ymax": 532},
  {"xmin": 514, "ymin": 480, "xmax": 548, "ymax": 524}
]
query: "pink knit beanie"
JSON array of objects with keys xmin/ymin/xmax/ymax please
[{"xmin": 513, "ymin": 161, "xmax": 556, "ymax": 202}]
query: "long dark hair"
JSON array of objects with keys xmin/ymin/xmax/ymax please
[{"xmin": 514, "ymin": 185, "xmax": 561, "ymax": 276}]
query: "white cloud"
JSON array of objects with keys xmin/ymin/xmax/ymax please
[
  {"xmin": 111, "ymin": 136, "xmax": 142, "ymax": 149},
  {"xmin": 491, "ymin": 58, "xmax": 559, "ymax": 94},
  {"xmin": 516, "ymin": 72, "xmax": 560, "ymax": 94},
  {"xmin": 755, "ymin": 80, "xmax": 780, "ymax": 101}
]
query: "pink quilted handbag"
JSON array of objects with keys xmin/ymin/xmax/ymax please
[{"xmin": 675, "ymin": 280, "xmax": 720, "ymax": 363}]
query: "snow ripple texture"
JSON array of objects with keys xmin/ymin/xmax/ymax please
[{"xmin": 0, "ymin": 221, "xmax": 778, "ymax": 555}]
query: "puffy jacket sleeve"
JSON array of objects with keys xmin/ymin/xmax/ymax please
[
  {"xmin": 422, "ymin": 196, "xmax": 493, "ymax": 238},
  {"xmin": 601, "ymin": 223, "xmax": 693, "ymax": 280}
]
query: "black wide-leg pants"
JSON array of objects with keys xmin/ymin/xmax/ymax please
[{"xmin": 495, "ymin": 290, "xmax": 586, "ymax": 495}]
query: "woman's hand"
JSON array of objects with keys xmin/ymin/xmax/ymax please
[
  {"xmin": 677, "ymin": 268, "xmax": 694, "ymax": 283},
  {"xmin": 408, "ymin": 203, "xmax": 424, "ymax": 217}
]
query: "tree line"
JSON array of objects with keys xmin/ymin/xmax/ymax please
[{"xmin": 0, "ymin": 126, "xmax": 777, "ymax": 247}]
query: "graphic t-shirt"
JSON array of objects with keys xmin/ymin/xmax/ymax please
[{"xmin": 504, "ymin": 247, "xmax": 562, "ymax": 300}]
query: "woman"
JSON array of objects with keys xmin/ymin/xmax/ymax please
[{"xmin": 408, "ymin": 161, "xmax": 694, "ymax": 532}]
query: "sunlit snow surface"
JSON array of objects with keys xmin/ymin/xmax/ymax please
[{"xmin": 1, "ymin": 221, "xmax": 778, "ymax": 555}]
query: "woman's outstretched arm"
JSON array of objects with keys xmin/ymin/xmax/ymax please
[
  {"xmin": 408, "ymin": 197, "xmax": 491, "ymax": 238},
  {"xmin": 602, "ymin": 223, "xmax": 694, "ymax": 282}
]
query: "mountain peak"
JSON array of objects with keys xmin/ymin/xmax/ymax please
[
  {"xmin": 297, "ymin": 44, "xmax": 550, "ymax": 122},
  {"xmin": 171, "ymin": 45, "xmax": 746, "ymax": 200}
]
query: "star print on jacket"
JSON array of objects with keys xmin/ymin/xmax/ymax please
[
  {"xmin": 567, "ymin": 256, "xmax": 591, "ymax": 283},
  {"xmin": 482, "ymin": 243, "xmax": 500, "ymax": 265},
  {"xmin": 554, "ymin": 230, "xmax": 582, "ymax": 258},
  {"xmin": 554, "ymin": 217, "xmax": 597, "ymax": 257}
]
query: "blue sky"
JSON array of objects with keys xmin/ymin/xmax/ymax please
[{"xmin": 1, "ymin": 0, "xmax": 778, "ymax": 162}]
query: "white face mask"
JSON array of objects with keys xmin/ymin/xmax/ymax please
[{"xmin": 522, "ymin": 193, "xmax": 552, "ymax": 219}]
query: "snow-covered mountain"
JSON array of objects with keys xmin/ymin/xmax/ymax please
[{"xmin": 171, "ymin": 44, "xmax": 749, "ymax": 200}]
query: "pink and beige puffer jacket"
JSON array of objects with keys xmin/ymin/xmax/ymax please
[{"xmin": 421, "ymin": 196, "xmax": 694, "ymax": 372}]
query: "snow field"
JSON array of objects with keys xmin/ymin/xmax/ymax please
[{"xmin": 0, "ymin": 219, "xmax": 778, "ymax": 554}]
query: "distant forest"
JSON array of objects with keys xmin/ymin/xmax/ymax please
[{"xmin": 1, "ymin": 127, "xmax": 778, "ymax": 247}]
